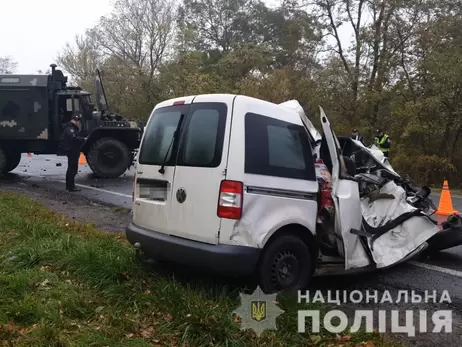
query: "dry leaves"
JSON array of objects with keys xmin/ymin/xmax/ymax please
[
  {"xmin": 39, "ymin": 265, "xmax": 57, "ymax": 271},
  {"xmin": 36, "ymin": 279, "xmax": 52, "ymax": 289},
  {"xmin": 140, "ymin": 326, "xmax": 155, "ymax": 339}
]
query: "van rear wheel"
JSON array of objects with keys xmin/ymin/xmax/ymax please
[{"xmin": 258, "ymin": 234, "xmax": 312, "ymax": 294}]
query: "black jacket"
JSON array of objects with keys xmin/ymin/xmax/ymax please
[{"xmin": 61, "ymin": 121, "xmax": 86, "ymax": 153}]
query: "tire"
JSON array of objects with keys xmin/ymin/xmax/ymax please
[
  {"xmin": 0, "ymin": 147, "xmax": 7, "ymax": 176},
  {"xmin": 258, "ymin": 234, "xmax": 313, "ymax": 294},
  {"xmin": 3, "ymin": 151, "xmax": 21, "ymax": 173},
  {"xmin": 86, "ymin": 137, "xmax": 129, "ymax": 178}
]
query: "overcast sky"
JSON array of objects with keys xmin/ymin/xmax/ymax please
[
  {"xmin": 0, "ymin": 0, "xmax": 113, "ymax": 74},
  {"xmin": 1, "ymin": 0, "xmax": 351, "ymax": 75}
]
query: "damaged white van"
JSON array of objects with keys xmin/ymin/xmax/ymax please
[{"xmin": 126, "ymin": 94, "xmax": 462, "ymax": 294}]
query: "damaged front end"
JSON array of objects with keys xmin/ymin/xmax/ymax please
[
  {"xmin": 279, "ymin": 100, "xmax": 462, "ymax": 275},
  {"xmin": 340, "ymin": 136, "xmax": 462, "ymax": 259}
]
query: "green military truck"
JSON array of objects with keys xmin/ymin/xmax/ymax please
[{"xmin": 0, "ymin": 64, "xmax": 143, "ymax": 178}]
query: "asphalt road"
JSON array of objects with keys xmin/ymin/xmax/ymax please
[
  {"xmin": 10, "ymin": 153, "xmax": 135, "ymax": 208},
  {"xmin": 4, "ymin": 154, "xmax": 462, "ymax": 342}
]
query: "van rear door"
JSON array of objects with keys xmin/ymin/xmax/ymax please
[
  {"xmin": 133, "ymin": 97, "xmax": 193, "ymax": 236},
  {"xmin": 168, "ymin": 95, "xmax": 235, "ymax": 244}
]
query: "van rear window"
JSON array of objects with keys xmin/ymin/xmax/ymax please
[
  {"xmin": 138, "ymin": 105, "xmax": 188, "ymax": 166},
  {"xmin": 138, "ymin": 102, "xmax": 227, "ymax": 168},
  {"xmin": 177, "ymin": 103, "xmax": 227, "ymax": 168}
]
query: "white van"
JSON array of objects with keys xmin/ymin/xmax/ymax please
[{"xmin": 126, "ymin": 94, "xmax": 440, "ymax": 293}]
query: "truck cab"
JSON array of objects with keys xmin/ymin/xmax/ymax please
[{"xmin": 0, "ymin": 64, "xmax": 143, "ymax": 178}]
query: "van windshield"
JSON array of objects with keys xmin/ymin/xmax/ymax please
[{"xmin": 138, "ymin": 105, "xmax": 188, "ymax": 165}]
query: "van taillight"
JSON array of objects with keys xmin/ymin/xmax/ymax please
[
  {"xmin": 173, "ymin": 100, "xmax": 185, "ymax": 105},
  {"xmin": 132, "ymin": 175, "xmax": 136, "ymax": 201},
  {"xmin": 217, "ymin": 180, "xmax": 243, "ymax": 220}
]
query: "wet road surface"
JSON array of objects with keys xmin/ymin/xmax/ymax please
[
  {"xmin": 10, "ymin": 153, "xmax": 134, "ymax": 208},
  {"xmin": 4, "ymin": 153, "xmax": 462, "ymax": 340}
]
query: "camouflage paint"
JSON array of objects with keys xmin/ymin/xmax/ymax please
[{"xmin": 0, "ymin": 75, "xmax": 49, "ymax": 140}]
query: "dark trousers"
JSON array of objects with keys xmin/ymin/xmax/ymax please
[{"xmin": 66, "ymin": 151, "xmax": 79, "ymax": 189}]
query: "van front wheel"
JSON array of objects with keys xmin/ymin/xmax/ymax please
[{"xmin": 258, "ymin": 234, "xmax": 312, "ymax": 294}]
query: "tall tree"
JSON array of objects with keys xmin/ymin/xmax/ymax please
[{"xmin": 0, "ymin": 56, "xmax": 18, "ymax": 74}]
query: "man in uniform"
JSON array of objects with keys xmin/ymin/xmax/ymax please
[
  {"xmin": 374, "ymin": 128, "xmax": 391, "ymax": 158},
  {"xmin": 351, "ymin": 128, "xmax": 364, "ymax": 144},
  {"xmin": 61, "ymin": 114, "xmax": 87, "ymax": 192}
]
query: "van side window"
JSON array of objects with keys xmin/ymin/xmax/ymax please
[
  {"xmin": 177, "ymin": 103, "xmax": 227, "ymax": 168},
  {"xmin": 244, "ymin": 112, "xmax": 316, "ymax": 181},
  {"xmin": 138, "ymin": 105, "xmax": 188, "ymax": 165}
]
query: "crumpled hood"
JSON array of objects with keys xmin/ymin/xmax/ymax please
[{"xmin": 358, "ymin": 180, "xmax": 439, "ymax": 268}]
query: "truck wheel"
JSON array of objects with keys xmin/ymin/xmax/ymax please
[
  {"xmin": 3, "ymin": 151, "xmax": 21, "ymax": 173},
  {"xmin": 86, "ymin": 137, "xmax": 129, "ymax": 178},
  {"xmin": 0, "ymin": 147, "xmax": 7, "ymax": 175},
  {"xmin": 258, "ymin": 234, "xmax": 313, "ymax": 294}
]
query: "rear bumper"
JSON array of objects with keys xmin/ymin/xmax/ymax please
[{"xmin": 125, "ymin": 222, "xmax": 261, "ymax": 276}]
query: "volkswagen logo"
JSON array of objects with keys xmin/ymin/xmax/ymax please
[{"xmin": 176, "ymin": 188, "xmax": 187, "ymax": 203}]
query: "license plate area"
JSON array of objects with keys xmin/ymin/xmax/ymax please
[{"xmin": 137, "ymin": 178, "xmax": 169, "ymax": 201}]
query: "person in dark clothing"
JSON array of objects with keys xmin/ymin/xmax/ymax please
[
  {"xmin": 351, "ymin": 128, "xmax": 364, "ymax": 144},
  {"xmin": 61, "ymin": 114, "xmax": 87, "ymax": 192}
]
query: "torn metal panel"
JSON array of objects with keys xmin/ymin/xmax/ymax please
[
  {"xmin": 361, "ymin": 181, "xmax": 439, "ymax": 268},
  {"xmin": 279, "ymin": 100, "xmax": 321, "ymax": 143}
]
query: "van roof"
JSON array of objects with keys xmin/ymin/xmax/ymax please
[{"xmin": 153, "ymin": 93, "xmax": 304, "ymax": 126}]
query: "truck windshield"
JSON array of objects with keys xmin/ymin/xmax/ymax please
[{"xmin": 81, "ymin": 95, "xmax": 94, "ymax": 113}]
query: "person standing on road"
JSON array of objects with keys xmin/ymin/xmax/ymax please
[
  {"xmin": 351, "ymin": 128, "xmax": 365, "ymax": 144},
  {"xmin": 61, "ymin": 114, "xmax": 87, "ymax": 192},
  {"xmin": 374, "ymin": 128, "xmax": 391, "ymax": 158}
]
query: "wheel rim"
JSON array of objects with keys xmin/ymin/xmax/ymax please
[{"xmin": 270, "ymin": 249, "xmax": 301, "ymax": 291}]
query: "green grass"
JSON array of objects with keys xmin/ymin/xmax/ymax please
[{"xmin": 0, "ymin": 191, "xmax": 401, "ymax": 347}]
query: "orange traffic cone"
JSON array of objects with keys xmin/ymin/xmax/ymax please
[
  {"xmin": 435, "ymin": 180, "xmax": 459, "ymax": 216},
  {"xmin": 78, "ymin": 153, "xmax": 86, "ymax": 165}
]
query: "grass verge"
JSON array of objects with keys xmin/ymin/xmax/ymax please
[{"xmin": 0, "ymin": 191, "xmax": 401, "ymax": 347}]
